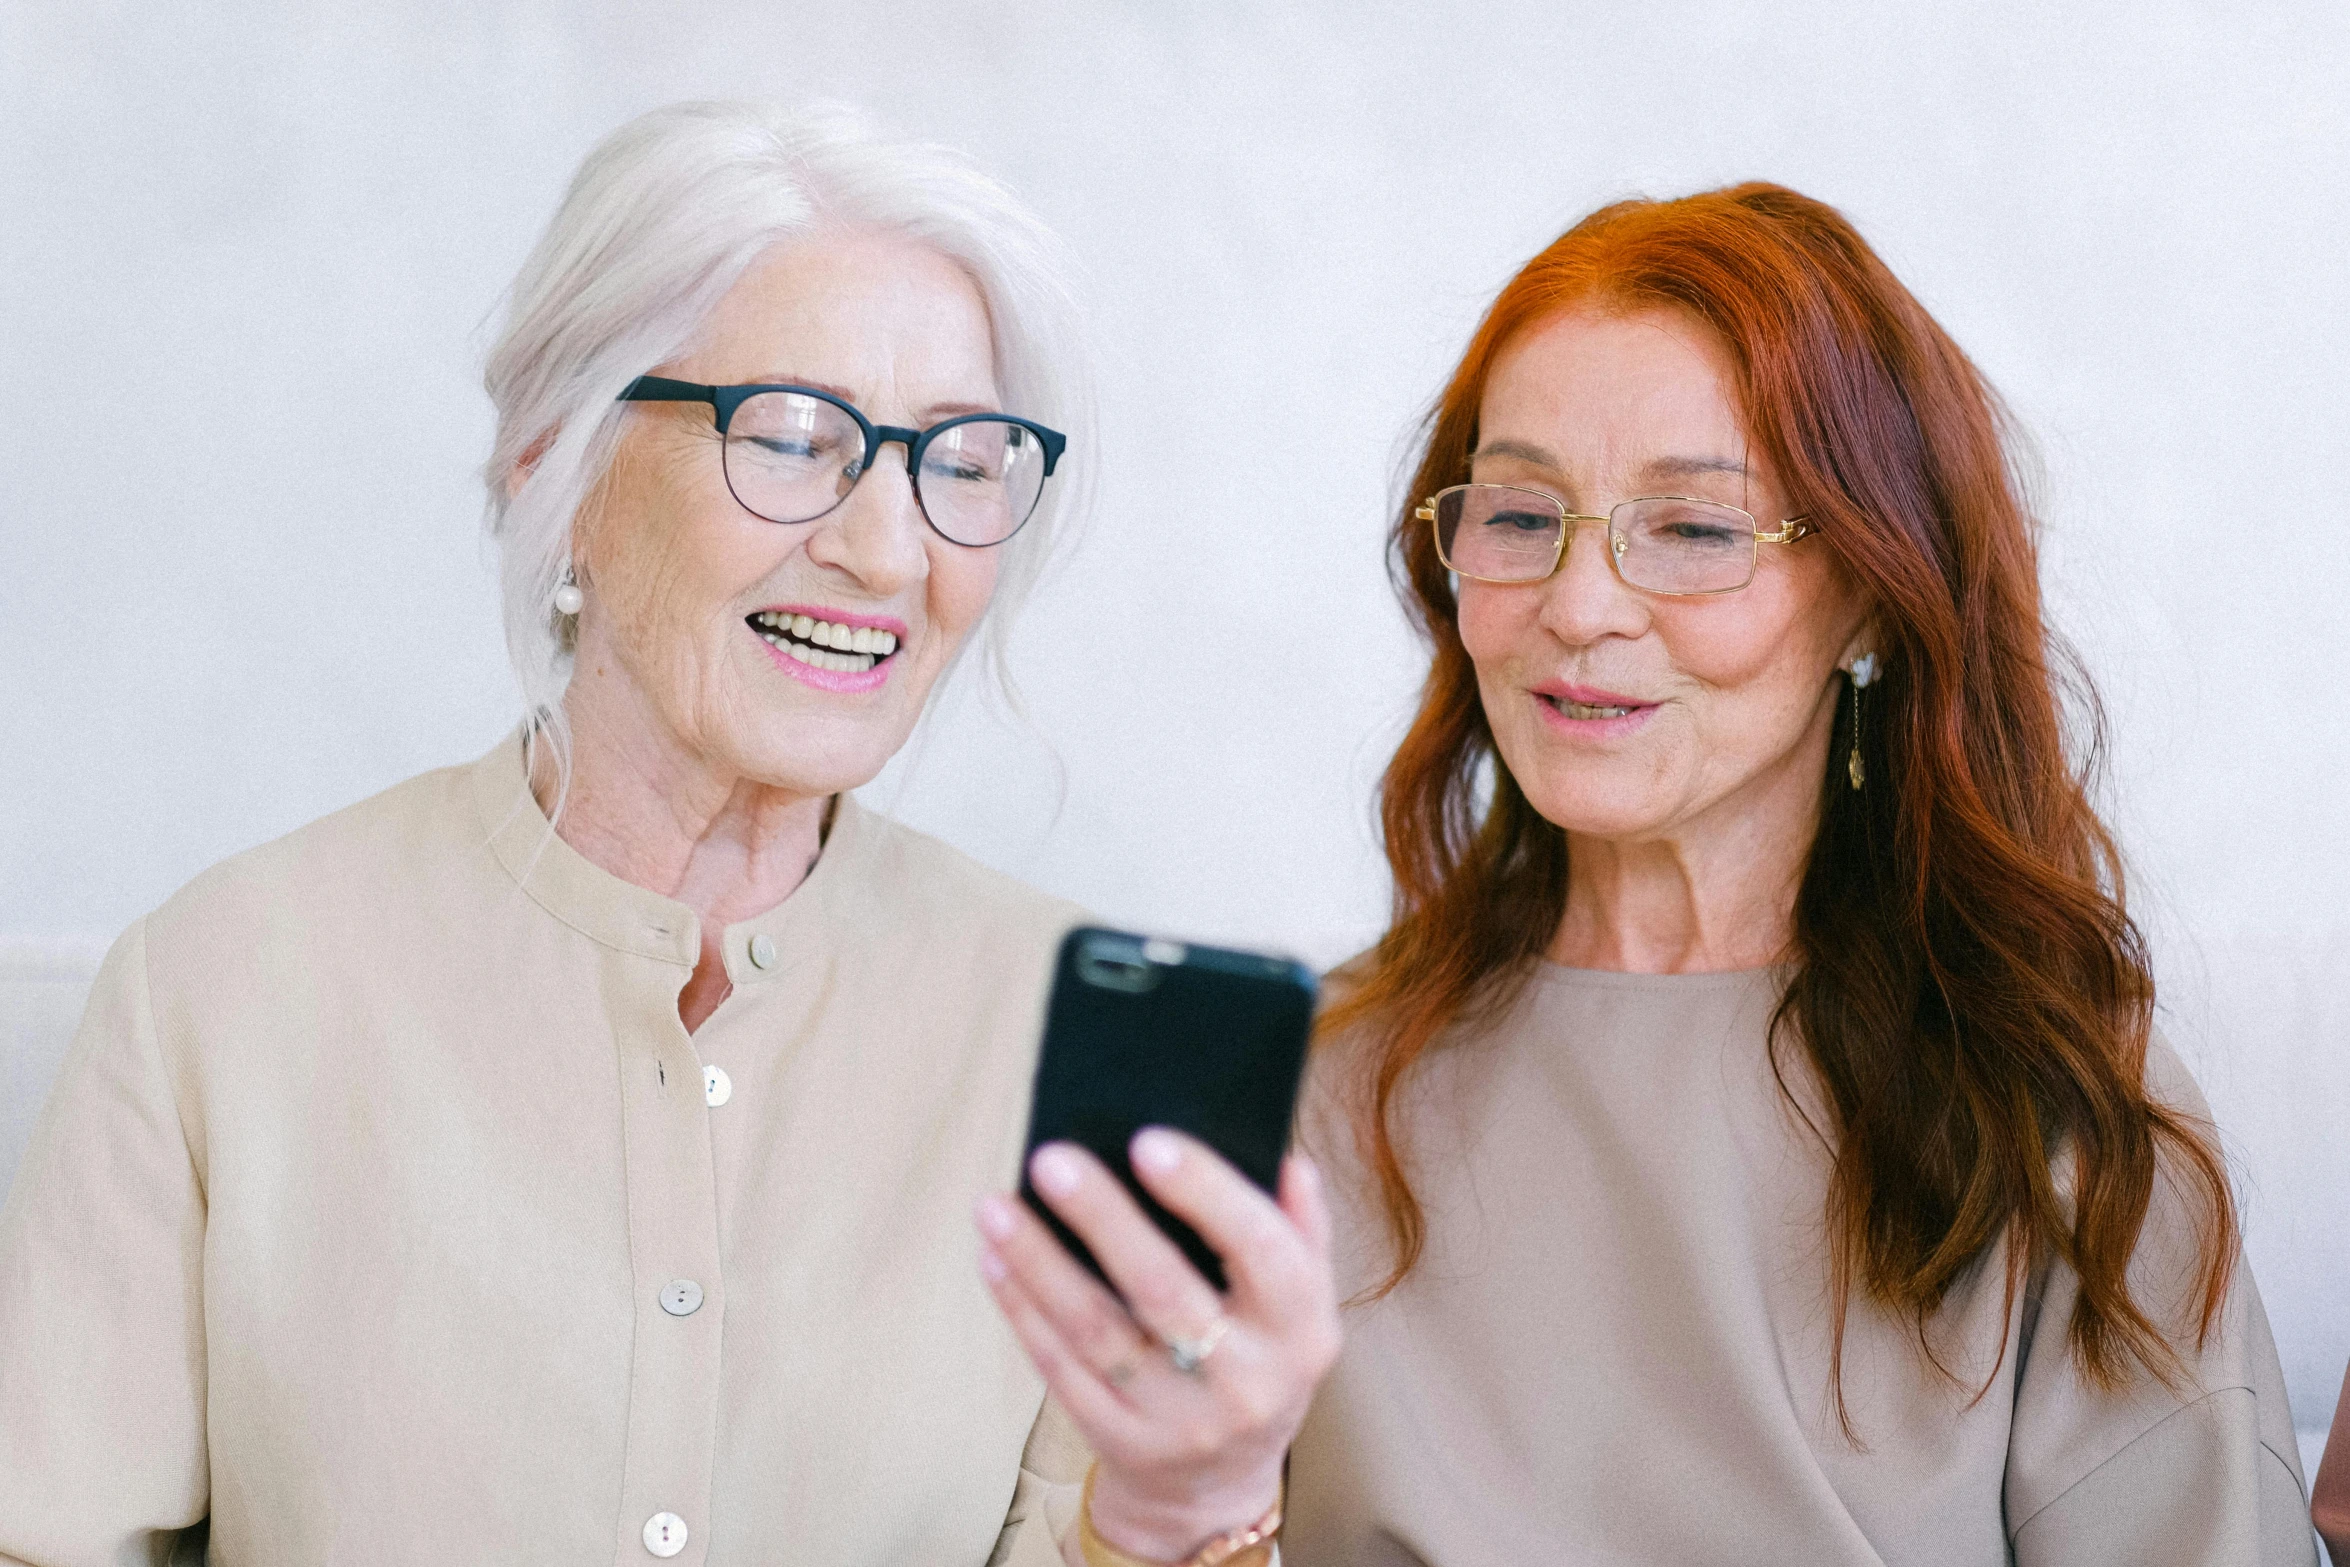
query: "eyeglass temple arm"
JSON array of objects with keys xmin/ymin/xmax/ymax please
[
  {"xmin": 1029, "ymin": 425, "xmax": 1068, "ymax": 473},
  {"xmin": 618, "ymin": 376, "xmax": 715, "ymax": 404}
]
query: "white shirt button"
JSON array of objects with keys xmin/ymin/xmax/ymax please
[
  {"xmin": 748, "ymin": 932, "xmax": 777, "ymax": 970},
  {"xmin": 703, "ymin": 1063, "xmax": 732, "ymax": 1107},
  {"xmin": 659, "ymin": 1278, "xmax": 704, "ymax": 1317},
  {"xmin": 642, "ymin": 1511, "xmax": 688, "ymax": 1557}
]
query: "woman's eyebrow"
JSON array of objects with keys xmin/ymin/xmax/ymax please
[
  {"xmin": 1642, "ymin": 454, "xmax": 1750, "ymax": 482},
  {"xmin": 740, "ymin": 375, "xmax": 995, "ymax": 422},
  {"xmin": 730, "ymin": 371, "xmax": 866, "ymax": 406},
  {"xmin": 1473, "ymin": 442, "xmax": 1750, "ymax": 484},
  {"xmin": 1472, "ymin": 437, "xmax": 1561, "ymax": 466}
]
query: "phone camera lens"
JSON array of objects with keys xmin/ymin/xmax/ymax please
[{"xmin": 1075, "ymin": 933, "xmax": 1162, "ymax": 993}]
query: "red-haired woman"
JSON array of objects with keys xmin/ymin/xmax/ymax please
[{"xmin": 1283, "ymin": 185, "xmax": 2316, "ymax": 1565}]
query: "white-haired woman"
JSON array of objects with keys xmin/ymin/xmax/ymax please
[{"xmin": 0, "ymin": 103, "xmax": 1336, "ymax": 1567}]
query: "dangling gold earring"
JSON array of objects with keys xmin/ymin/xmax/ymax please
[
  {"xmin": 1846, "ymin": 652, "xmax": 1879, "ymax": 790},
  {"xmin": 1847, "ymin": 683, "xmax": 1866, "ymax": 790}
]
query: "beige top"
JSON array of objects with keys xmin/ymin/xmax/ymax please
[
  {"xmin": 0, "ymin": 736, "xmax": 1095, "ymax": 1565},
  {"xmin": 1286, "ymin": 963, "xmax": 2315, "ymax": 1566}
]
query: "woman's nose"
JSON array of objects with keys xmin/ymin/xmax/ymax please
[
  {"xmin": 1537, "ymin": 518, "xmax": 1649, "ymax": 645},
  {"xmin": 809, "ymin": 448, "xmax": 930, "ymax": 594}
]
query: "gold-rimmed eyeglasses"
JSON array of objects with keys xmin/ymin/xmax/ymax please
[{"xmin": 1418, "ymin": 483, "xmax": 1813, "ymax": 594}]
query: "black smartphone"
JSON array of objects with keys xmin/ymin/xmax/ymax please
[{"xmin": 1019, "ymin": 926, "xmax": 1318, "ymax": 1294}]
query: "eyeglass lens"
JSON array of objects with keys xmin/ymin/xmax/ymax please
[
  {"xmin": 722, "ymin": 390, "xmax": 1048, "ymax": 546},
  {"xmin": 1432, "ymin": 484, "xmax": 1761, "ymax": 593}
]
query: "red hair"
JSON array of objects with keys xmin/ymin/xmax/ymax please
[{"xmin": 1322, "ymin": 183, "xmax": 2235, "ymax": 1400}]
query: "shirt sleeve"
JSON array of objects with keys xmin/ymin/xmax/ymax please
[
  {"xmin": 2005, "ymin": 1039, "xmax": 2316, "ymax": 1567},
  {"xmin": 0, "ymin": 919, "xmax": 211, "ymax": 1562},
  {"xmin": 2010, "ymin": 1383, "xmax": 2314, "ymax": 1566},
  {"xmin": 987, "ymin": 1395, "xmax": 1092, "ymax": 1567}
]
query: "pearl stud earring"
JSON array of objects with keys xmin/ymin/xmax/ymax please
[{"xmin": 553, "ymin": 566, "xmax": 583, "ymax": 617}]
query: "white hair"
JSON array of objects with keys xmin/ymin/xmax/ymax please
[{"xmin": 481, "ymin": 100, "xmax": 1090, "ymax": 774}]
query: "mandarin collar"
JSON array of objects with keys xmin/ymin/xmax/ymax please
[{"xmin": 469, "ymin": 731, "xmax": 870, "ymax": 978}]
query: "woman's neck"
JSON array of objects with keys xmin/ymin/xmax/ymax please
[
  {"xmin": 534, "ymin": 701, "xmax": 828, "ymax": 1032},
  {"xmin": 1549, "ymin": 836, "xmax": 1801, "ymax": 973},
  {"xmin": 1548, "ymin": 756, "xmax": 1822, "ymax": 976}
]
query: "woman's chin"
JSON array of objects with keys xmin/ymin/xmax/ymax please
[
  {"xmin": 690, "ymin": 706, "xmax": 901, "ymax": 801},
  {"xmin": 704, "ymin": 647, "xmax": 931, "ymax": 793},
  {"xmin": 1516, "ymin": 775, "xmax": 1688, "ymax": 844}
]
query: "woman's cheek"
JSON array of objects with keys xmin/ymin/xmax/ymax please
[
  {"xmin": 928, "ymin": 547, "xmax": 1000, "ymax": 653},
  {"xmin": 1454, "ymin": 582, "xmax": 1524, "ymax": 674}
]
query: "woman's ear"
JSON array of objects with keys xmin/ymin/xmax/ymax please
[
  {"xmin": 505, "ymin": 428, "xmax": 555, "ymax": 501},
  {"xmin": 1837, "ymin": 621, "xmax": 1883, "ymax": 687}
]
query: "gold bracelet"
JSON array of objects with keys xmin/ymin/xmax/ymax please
[{"xmin": 1076, "ymin": 1464, "xmax": 1283, "ymax": 1567}]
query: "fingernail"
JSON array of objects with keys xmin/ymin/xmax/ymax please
[
  {"xmin": 976, "ymin": 1196, "xmax": 1016, "ymax": 1240},
  {"xmin": 1133, "ymin": 1127, "xmax": 1181, "ymax": 1176},
  {"xmin": 978, "ymin": 1245, "xmax": 1007, "ymax": 1283},
  {"xmin": 1032, "ymin": 1144, "xmax": 1082, "ymax": 1197}
]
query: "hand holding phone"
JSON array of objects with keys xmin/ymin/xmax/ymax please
[
  {"xmin": 1018, "ymin": 927, "xmax": 1317, "ymax": 1292},
  {"xmin": 975, "ymin": 928, "xmax": 1341, "ymax": 1562}
]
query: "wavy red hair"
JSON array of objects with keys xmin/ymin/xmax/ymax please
[{"xmin": 1322, "ymin": 182, "xmax": 2235, "ymax": 1398}]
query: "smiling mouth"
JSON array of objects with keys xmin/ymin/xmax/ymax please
[
  {"xmin": 1541, "ymin": 695, "xmax": 1642, "ymax": 720},
  {"xmin": 747, "ymin": 611, "xmax": 901, "ymax": 675}
]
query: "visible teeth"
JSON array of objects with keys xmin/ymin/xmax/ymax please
[
  {"xmin": 754, "ymin": 613, "xmax": 897, "ymax": 667},
  {"xmin": 1560, "ymin": 701, "xmax": 1633, "ymax": 720}
]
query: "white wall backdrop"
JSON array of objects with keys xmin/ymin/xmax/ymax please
[{"xmin": 3, "ymin": 0, "xmax": 2345, "ymax": 1463}]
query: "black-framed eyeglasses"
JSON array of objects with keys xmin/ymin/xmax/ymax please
[{"xmin": 618, "ymin": 376, "xmax": 1067, "ymax": 548}]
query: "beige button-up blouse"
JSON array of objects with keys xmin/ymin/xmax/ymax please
[{"xmin": 0, "ymin": 737, "xmax": 1094, "ymax": 1565}]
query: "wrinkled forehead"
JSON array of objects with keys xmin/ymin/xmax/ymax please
[
  {"xmin": 1475, "ymin": 305, "xmax": 1767, "ymax": 504},
  {"xmin": 678, "ymin": 228, "xmax": 1003, "ymax": 420}
]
